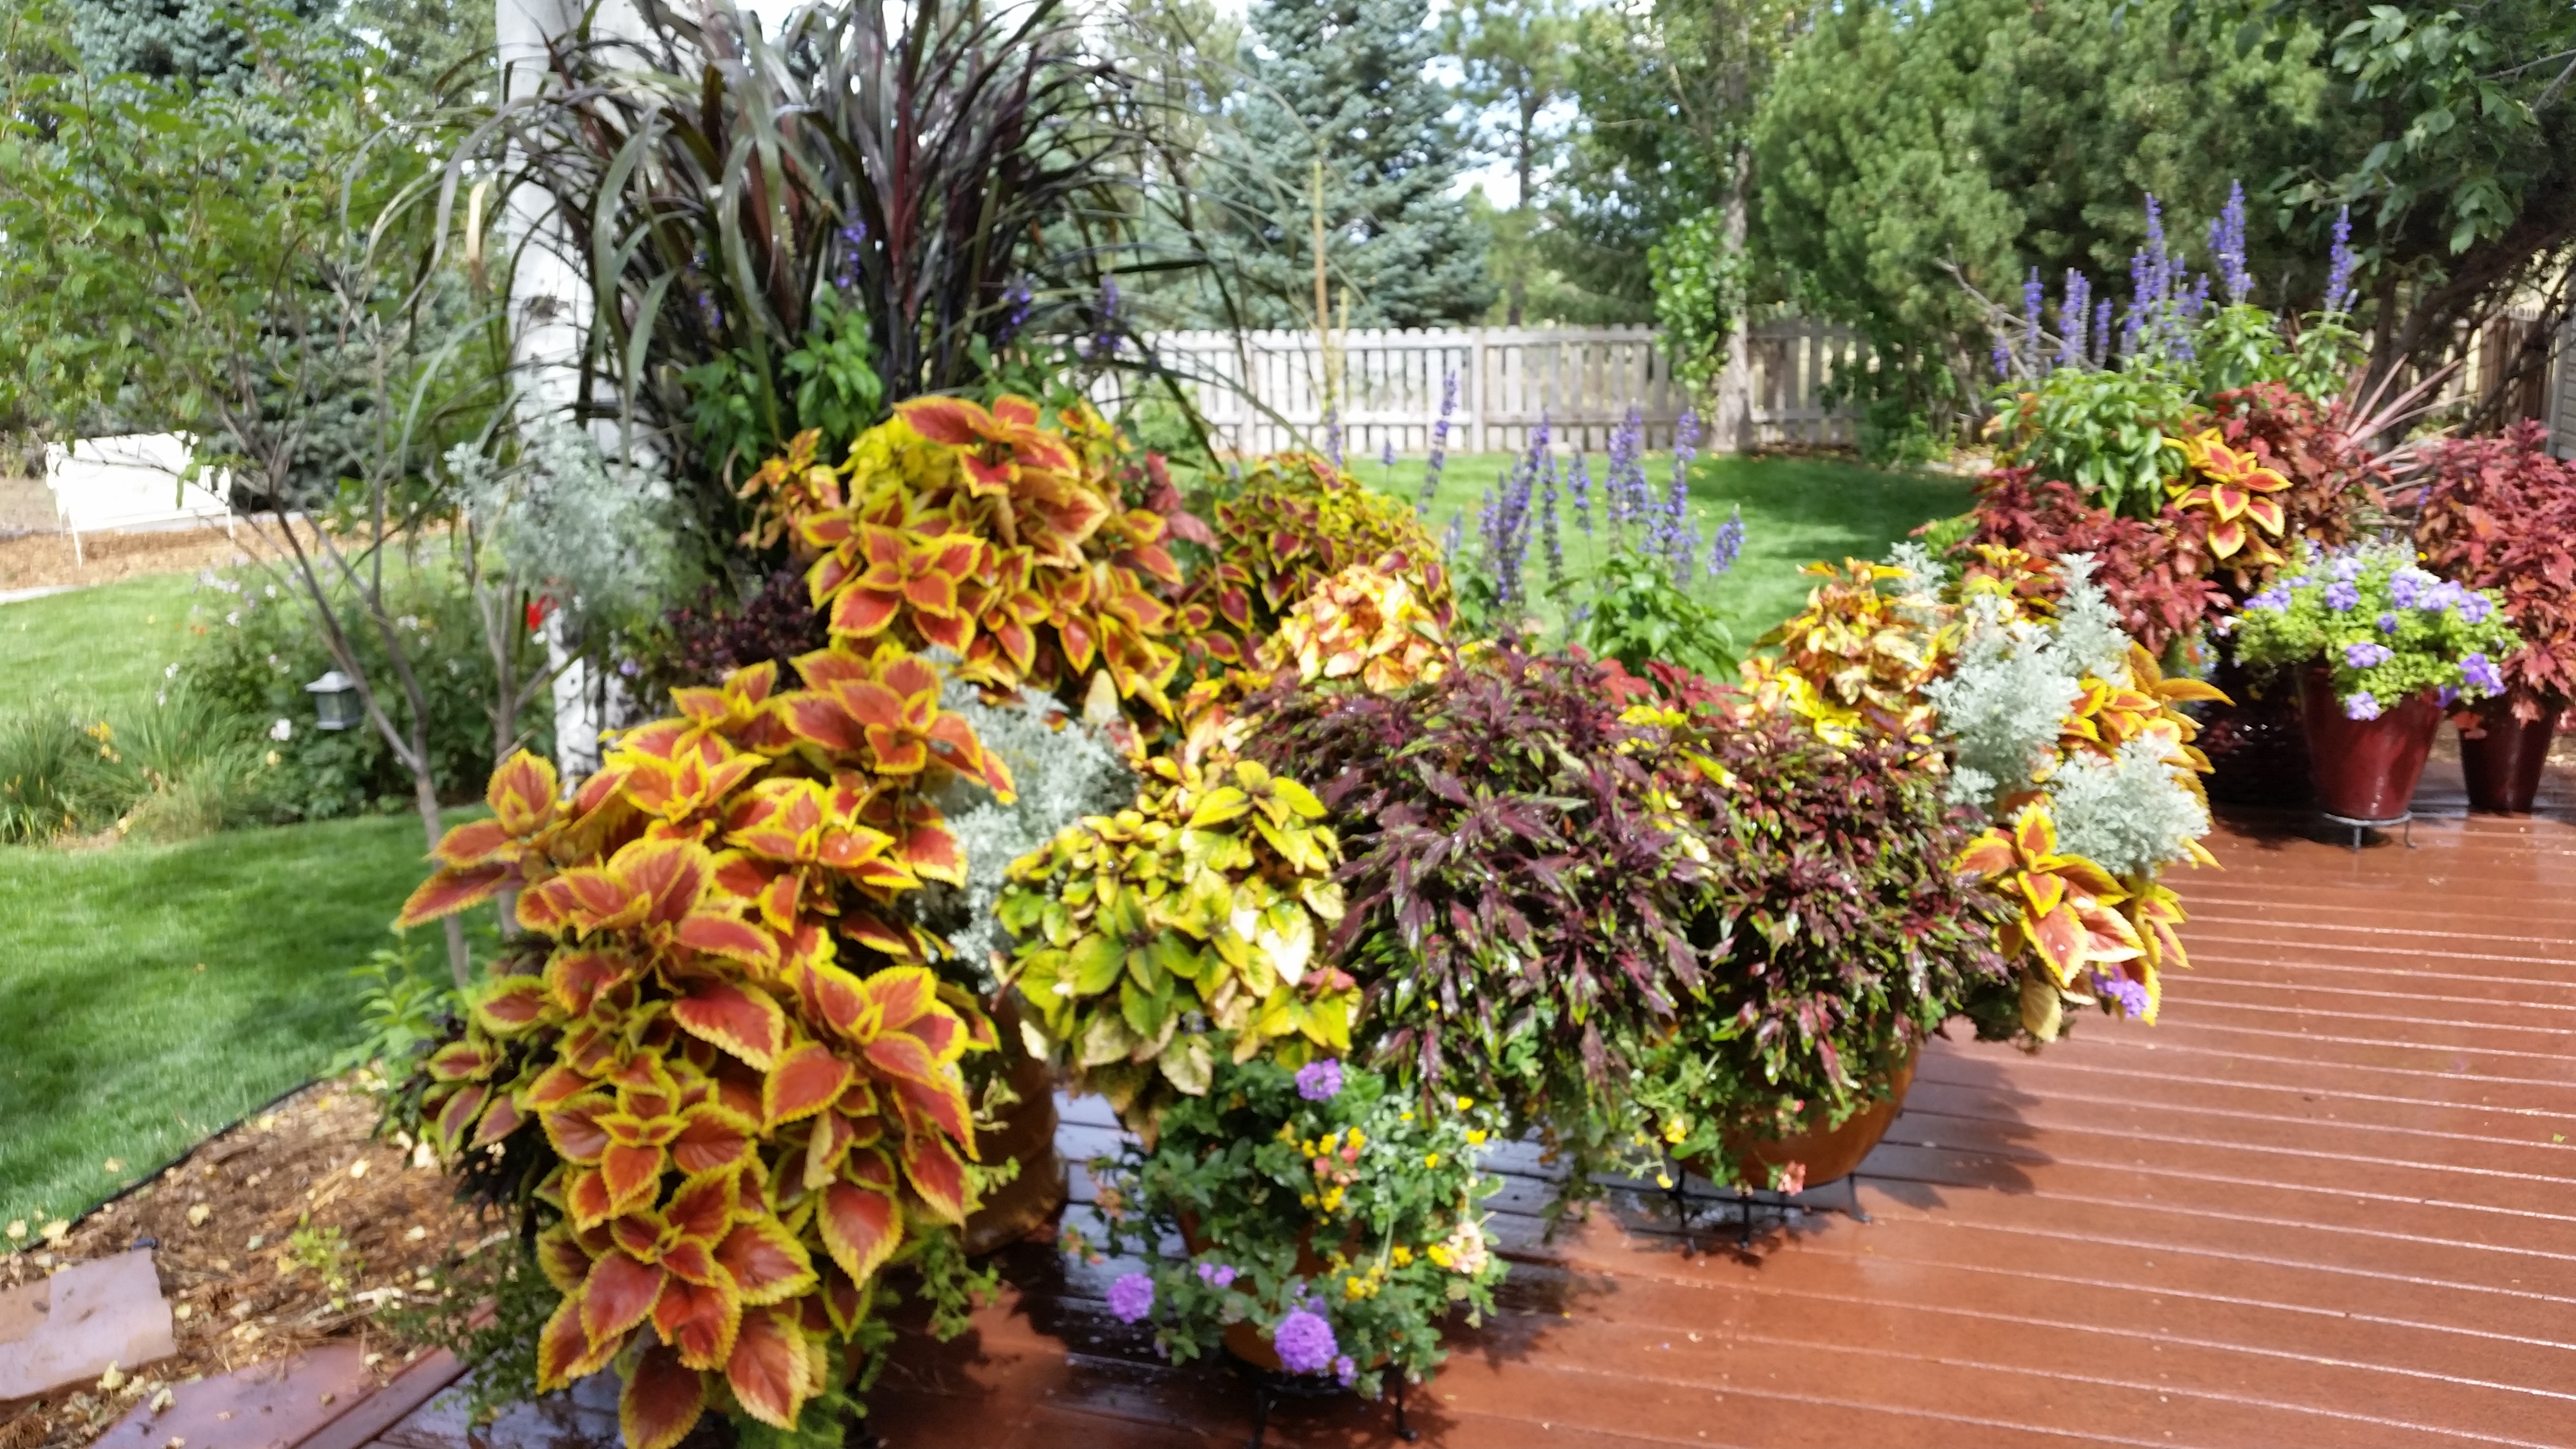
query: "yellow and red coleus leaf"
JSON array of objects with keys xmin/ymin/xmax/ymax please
[
  {"xmin": 536, "ymin": 1292, "xmax": 616, "ymax": 1393},
  {"xmin": 898, "ymin": 1131, "xmax": 972, "ymax": 1224},
  {"xmin": 669, "ymin": 976, "xmax": 788, "ymax": 1070},
  {"xmin": 397, "ymin": 864, "xmax": 514, "ymax": 929},
  {"xmin": 579, "ymin": 1248, "xmax": 666, "ymax": 1349},
  {"xmin": 670, "ymin": 1102, "xmax": 758, "ymax": 1176},
  {"xmin": 716, "ymin": 1218, "xmax": 817, "ymax": 1307},
  {"xmin": 486, "ymin": 748, "xmax": 560, "ymax": 835},
  {"xmin": 472, "ymin": 976, "xmax": 553, "ymax": 1036},
  {"xmin": 818, "ymin": 1163, "xmax": 903, "ymax": 1284},
  {"xmin": 764, "ymin": 1039, "xmax": 856, "ymax": 1127},
  {"xmin": 621, "ymin": 1344, "xmax": 709, "ymax": 1449},
  {"xmin": 725, "ymin": 1306, "xmax": 817, "ymax": 1431}
]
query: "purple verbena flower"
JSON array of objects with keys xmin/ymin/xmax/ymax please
[
  {"xmin": 1295, "ymin": 1058, "xmax": 1343, "ymax": 1102},
  {"xmin": 1274, "ymin": 1309, "xmax": 1338, "ymax": 1375},
  {"xmin": 2343, "ymin": 691, "xmax": 2383, "ymax": 721},
  {"xmin": 1109, "ymin": 1272, "xmax": 1155, "ymax": 1324},
  {"xmin": 2343, "ymin": 641, "xmax": 2394, "ymax": 669}
]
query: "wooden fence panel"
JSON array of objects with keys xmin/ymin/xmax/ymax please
[{"xmin": 1126, "ymin": 321, "xmax": 1866, "ymax": 456}]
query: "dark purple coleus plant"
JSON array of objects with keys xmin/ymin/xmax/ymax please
[{"xmin": 1246, "ymin": 646, "xmax": 1708, "ymax": 1164}]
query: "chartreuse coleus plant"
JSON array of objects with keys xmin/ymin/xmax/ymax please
[
  {"xmin": 738, "ymin": 395, "xmax": 1189, "ymax": 719},
  {"xmin": 398, "ymin": 641, "xmax": 1022, "ymax": 1448},
  {"xmin": 1074, "ymin": 1056, "xmax": 1506, "ymax": 1399},
  {"xmin": 997, "ymin": 707, "xmax": 1356, "ymax": 1134},
  {"xmin": 1741, "ymin": 559, "xmax": 1952, "ymax": 747},
  {"xmin": 1176, "ymin": 452, "xmax": 1453, "ymax": 670},
  {"xmin": 1263, "ymin": 563, "xmax": 1453, "ymax": 694}
]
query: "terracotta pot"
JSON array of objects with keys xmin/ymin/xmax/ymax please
[
  {"xmin": 2297, "ymin": 664, "xmax": 2443, "ymax": 824},
  {"xmin": 960, "ymin": 998, "xmax": 1067, "ymax": 1258},
  {"xmin": 1689, "ymin": 1049, "xmax": 1916, "ymax": 1191},
  {"xmin": 2460, "ymin": 694, "xmax": 2563, "ymax": 816}
]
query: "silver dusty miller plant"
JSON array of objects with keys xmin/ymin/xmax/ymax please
[{"xmin": 930, "ymin": 678, "xmax": 1134, "ymax": 988}]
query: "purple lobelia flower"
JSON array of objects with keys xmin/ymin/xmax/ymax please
[
  {"xmin": 2343, "ymin": 691, "xmax": 2382, "ymax": 721},
  {"xmin": 1274, "ymin": 1310, "xmax": 1338, "ymax": 1375},
  {"xmin": 1109, "ymin": 1272, "xmax": 1155, "ymax": 1324},
  {"xmin": 1295, "ymin": 1058, "xmax": 1343, "ymax": 1101}
]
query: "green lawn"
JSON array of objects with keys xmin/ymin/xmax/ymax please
[
  {"xmin": 0, "ymin": 573, "xmax": 202, "ymax": 705},
  {"xmin": 0, "ymin": 573, "xmax": 468, "ymax": 1230},
  {"xmin": 1344, "ymin": 451, "xmax": 1974, "ymax": 643},
  {"xmin": 0, "ymin": 812, "xmax": 440, "ymax": 1230}
]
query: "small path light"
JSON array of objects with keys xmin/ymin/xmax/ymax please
[{"xmin": 304, "ymin": 669, "xmax": 362, "ymax": 731}]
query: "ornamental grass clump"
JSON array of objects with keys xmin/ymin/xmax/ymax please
[
  {"xmin": 1627, "ymin": 707, "xmax": 2015, "ymax": 1189},
  {"xmin": 2231, "ymin": 540, "xmax": 2519, "ymax": 719},
  {"xmin": 1077, "ymin": 1056, "xmax": 1505, "ymax": 1400}
]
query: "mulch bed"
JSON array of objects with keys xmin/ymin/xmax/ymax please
[{"xmin": 0, "ymin": 1077, "xmax": 493, "ymax": 1449}]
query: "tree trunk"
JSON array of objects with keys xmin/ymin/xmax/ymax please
[{"xmin": 1711, "ymin": 143, "xmax": 1755, "ymax": 453}]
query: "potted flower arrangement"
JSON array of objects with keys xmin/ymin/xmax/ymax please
[
  {"xmin": 1625, "ymin": 700, "xmax": 2014, "ymax": 1197},
  {"xmin": 2231, "ymin": 540, "xmax": 2520, "ymax": 824},
  {"xmin": 1075, "ymin": 1055, "xmax": 1505, "ymax": 1426},
  {"xmin": 2415, "ymin": 421, "xmax": 2576, "ymax": 813}
]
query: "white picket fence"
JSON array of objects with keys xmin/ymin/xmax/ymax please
[{"xmin": 1133, "ymin": 321, "xmax": 1870, "ymax": 456}]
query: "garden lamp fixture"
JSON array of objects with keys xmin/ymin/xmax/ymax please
[{"xmin": 305, "ymin": 669, "xmax": 362, "ymax": 732}]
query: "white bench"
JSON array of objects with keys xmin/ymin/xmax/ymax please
[{"xmin": 44, "ymin": 434, "xmax": 234, "ymax": 565}]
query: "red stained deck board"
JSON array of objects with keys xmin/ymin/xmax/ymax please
[{"xmin": 361, "ymin": 808, "xmax": 2576, "ymax": 1448}]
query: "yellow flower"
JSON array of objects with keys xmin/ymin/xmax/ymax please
[
  {"xmin": 1455, "ymin": 1095, "xmax": 1475, "ymax": 1111},
  {"xmin": 1465, "ymin": 1128, "xmax": 1488, "ymax": 1146},
  {"xmin": 1655, "ymin": 1173, "xmax": 1674, "ymax": 1189},
  {"xmin": 1277, "ymin": 1123, "xmax": 1296, "ymax": 1144},
  {"xmin": 1391, "ymin": 1245, "xmax": 1414, "ymax": 1266},
  {"xmin": 1320, "ymin": 1186, "xmax": 1346, "ymax": 1212},
  {"xmin": 1400, "ymin": 1111, "xmax": 1414, "ymax": 1123},
  {"xmin": 1345, "ymin": 1275, "xmax": 1368, "ymax": 1300},
  {"xmin": 1348, "ymin": 1129, "xmax": 1366, "ymax": 1148},
  {"xmin": 1301, "ymin": 1193, "xmax": 1318, "ymax": 1208},
  {"xmin": 1662, "ymin": 1118, "xmax": 1688, "ymax": 1145},
  {"xmin": 1423, "ymin": 1152, "xmax": 1440, "ymax": 1169},
  {"xmin": 1427, "ymin": 1244, "xmax": 1454, "ymax": 1268}
]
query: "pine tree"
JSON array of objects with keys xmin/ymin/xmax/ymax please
[
  {"xmin": 66, "ymin": 0, "xmax": 337, "ymax": 83},
  {"xmin": 1202, "ymin": 0, "xmax": 1493, "ymax": 329}
]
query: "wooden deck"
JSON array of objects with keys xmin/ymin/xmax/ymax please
[{"xmin": 372, "ymin": 760, "xmax": 2576, "ymax": 1449}]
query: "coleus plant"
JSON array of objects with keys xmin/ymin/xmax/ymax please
[
  {"xmin": 398, "ymin": 641, "xmax": 1019, "ymax": 1447},
  {"xmin": 1961, "ymin": 469, "xmax": 2226, "ymax": 659},
  {"xmin": 996, "ymin": 711, "xmax": 1357, "ymax": 1134},
  {"xmin": 2415, "ymin": 419, "xmax": 2576, "ymax": 718},
  {"xmin": 1741, "ymin": 559, "xmax": 1950, "ymax": 745},
  {"xmin": 1264, "ymin": 563, "xmax": 1453, "ymax": 694},
  {"xmin": 748, "ymin": 398, "xmax": 1190, "ymax": 721},
  {"xmin": 1629, "ymin": 707, "xmax": 2013, "ymax": 1187},
  {"xmin": 1176, "ymin": 453, "xmax": 1453, "ymax": 670},
  {"xmin": 1246, "ymin": 645, "xmax": 1708, "ymax": 1181}
]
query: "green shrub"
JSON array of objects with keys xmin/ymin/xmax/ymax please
[
  {"xmin": 0, "ymin": 697, "xmax": 121, "ymax": 842},
  {"xmin": 177, "ymin": 565, "xmax": 545, "ymax": 820},
  {"xmin": 1857, "ymin": 395, "xmax": 1945, "ymax": 467}
]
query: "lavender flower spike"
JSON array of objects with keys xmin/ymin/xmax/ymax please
[
  {"xmin": 1418, "ymin": 372, "xmax": 1458, "ymax": 516},
  {"xmin": 2324, "ymin": 206, "xmax": 2359, "ymax": 316},
  {"xmin": 2210, "ymin": 180, "xmax": 2252, "ymax": 305},
  {"xmin": 1708, "ymin": 504, "xmax": 1744, "ymax": 579},
  {"xmin": 1569, "ymin": 452, "xmax": 1594, "ymax": 536},
  {"xmin": 1381, "ymin": 438, "xmax": 1396, "ymax": 469}
]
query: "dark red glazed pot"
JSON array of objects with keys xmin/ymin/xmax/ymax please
[
  {"xmin": 2460, "ymin": 693, "xmax": 2563, "ymax": 816},
  {"xmin": 2298, "ymin": 664, "xmax": 2442, "ymax": 823}
]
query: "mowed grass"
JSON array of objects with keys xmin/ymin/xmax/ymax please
[
  {"xmin": 1, "ymin": 575, "xmax": 442, "ymax": 1229},
  {"xmin": 0, "ymin": 812, "xmax": 438, "ymax": 1229},
  {"xmin": 0, "ymin": 572, "xmax": 201, "ymax": 706},
  {"xmin": 1344, "ymin": 451, "xmax": 1974, "ymax": 643}
]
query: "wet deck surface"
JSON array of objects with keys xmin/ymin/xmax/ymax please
[{"xmin": 373, "ymin": 760, "xmax": 2576, "ymax": 1449}]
